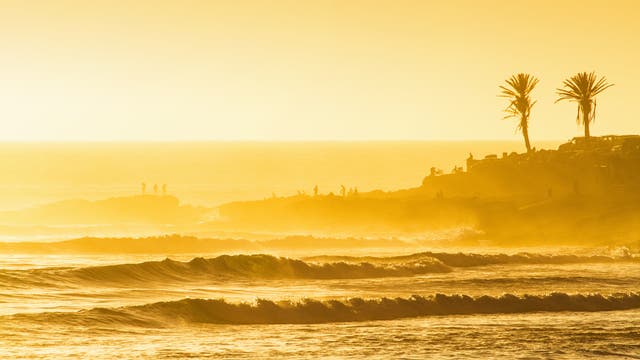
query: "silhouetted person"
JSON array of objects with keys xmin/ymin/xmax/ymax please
[
  {"xmin": 162, "ymin": 184, "xmax": 167, "ymax": 195},
  {"xmin": 340, "ymin": 185, "xmax": 346, "ymax": 197},
  {"xmin": 141, "ymin": 182, "xmax": 146, "ymax": 195},
  {"xmin": 153, "ymin": 184, "xmax": 158, "ymax": 194},
  {"xmin": 313, "ymin": 185, "xmax": 318, "ymax": 196}
]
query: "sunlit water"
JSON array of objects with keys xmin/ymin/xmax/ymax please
[{"xmin": 1, "ymin": 249, "xmax": 639, "ymax": 359}]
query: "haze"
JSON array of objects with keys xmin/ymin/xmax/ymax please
[
  {"xmin": 2, "ymin": 2, "xmax": 640, "ymax": 359},
  {"xmin": 1, "ymin": 0, "xmax": 638, "ymax": 141}
]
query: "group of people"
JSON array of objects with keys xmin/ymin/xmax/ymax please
[
  {"xmin": 295, "ymin": 185, "xmax": 359, "ymax": 197},
  {"xmin": 311, "ymin": 185, "xmax": 358, "ymax": 197},
  {"xmin": 141, "ymin": 182, "xmax": 167, "ymax": 195}
]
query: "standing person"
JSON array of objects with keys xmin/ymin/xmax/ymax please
[
  {"xmin": 141, "ymin": 182, "xmax": 146, "ymax": 195},
  {"xmin": 162, "ymin": 184, "xmax": 167, "ymax": 195},
  {"xmin": 153, "ymin": 184, "xmax": 158, "ymax": 194}
]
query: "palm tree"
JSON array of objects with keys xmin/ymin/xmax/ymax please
[
  {"xmin": 556, "ymin": 72, "xmax": 613, "ymax": 139},
  {"xmin": 499, "ymin": 73, "xmax": 539, "ymax": 153}
]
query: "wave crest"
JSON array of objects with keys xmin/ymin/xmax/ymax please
[
  {"xmin": 66, "ymin": 254, "xmax": 450, "ymax": 283},
  {"xmin": 16, "ymin": 292, "xmax": 640, "ymax": 326},
  {"xmin": 5, "ymin": 250, "xmax": 636, "ymax": 288}
]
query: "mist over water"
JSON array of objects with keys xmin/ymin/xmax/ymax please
[{"xmin": 0, "ymin": 141, "xmax": 560, "ymax": 210}]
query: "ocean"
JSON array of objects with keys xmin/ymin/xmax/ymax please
[{"xmin": 1, "ymin": 249, "xmax": 639, "ymax": 359}]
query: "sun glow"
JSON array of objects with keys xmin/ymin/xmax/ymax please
[
  {"xmin": 2, "ymin": 2, "xmax": 640, "ymax": 359},
  {"xmin": 1, "ymin": 0, "xmax": 638, "ymax": 141}
]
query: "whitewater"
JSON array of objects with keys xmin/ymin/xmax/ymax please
[{"xmin": 1, "ymin": 249, "xmax": 640, "ymax": 359}]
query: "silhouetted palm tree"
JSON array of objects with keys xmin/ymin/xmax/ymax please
[
  {"xmin": 556, "ymin": 72, "xmax": 613, "ymax": 139},
  {"xmin": 499, "ymin": 73, "xmax": 539, "ymax": 153}
]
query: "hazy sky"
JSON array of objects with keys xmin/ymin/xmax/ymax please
[{"xmin": 0, "ymin": 0, "xmax": 638, "ymax": 141}]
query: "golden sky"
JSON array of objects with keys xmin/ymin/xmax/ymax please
[{"xmin": 0, "ymin": 0, "xmax": 638, "ymax": 141}]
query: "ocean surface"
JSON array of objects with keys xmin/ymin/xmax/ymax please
[{"xmin": 1, "ymin": 248, "xmax": 639, "ymax": 359}]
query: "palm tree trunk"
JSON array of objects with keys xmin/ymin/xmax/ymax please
[
  {"xmin": 522, "ymin": 126, "xmax": 532, "ymax": 153},
  {"xmin": 583, "ymin": 108, "xmax": 591, "ymax": 139}
]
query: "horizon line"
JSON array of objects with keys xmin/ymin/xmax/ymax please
[{"xmin": 0, "ymin": 138, "xmax": 568, "ymax": 144}]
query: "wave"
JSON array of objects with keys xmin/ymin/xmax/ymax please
[
  {"xmin": 0, "ymin": 254, "xmax": 450, "ymax": 286},
  {"xmin": 305, "ymin": 251, "xmax": 640, "ymax": 268},
  {"xmin": 58, "ymin": 250, "xmax": 640, "ymax": 284},
  {"xmin": 3, "ymin": 250, "xmax": 637, "ymax": 288},
  {"xmin": 71, "ymin": 255, "xmax": 451, "ymax": 282},
  {"xmin": 12, "ymin": 292, "xmax": 640, "ymax": 326}
]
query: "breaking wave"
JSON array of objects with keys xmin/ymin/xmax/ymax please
[
  {"xmin": 14, "ymin": 292, "xmax": 640, "ymax": 326},
  {"xmin": 71, "ymin": 254, "xmax": 452, "ymax": 281},
  {"xmin": 3, "ymin": 250, "xmax": 638, "ymax": 288},
  {"xmin": 0, "ymin": 254, "xmax": 450, "ymax": 287}
]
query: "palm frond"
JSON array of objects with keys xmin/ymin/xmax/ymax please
[
  {"xmin": 555, "ymin": 71, "xmax": 613, "ymax": 129},
  {"xmin": 498, "ymin": 73, "xmax": 538, "ymax": 144}
]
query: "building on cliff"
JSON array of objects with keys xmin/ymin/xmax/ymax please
[{"xmin": 422, "ymin": 135, "xmax": 640, "ymax": 199}]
